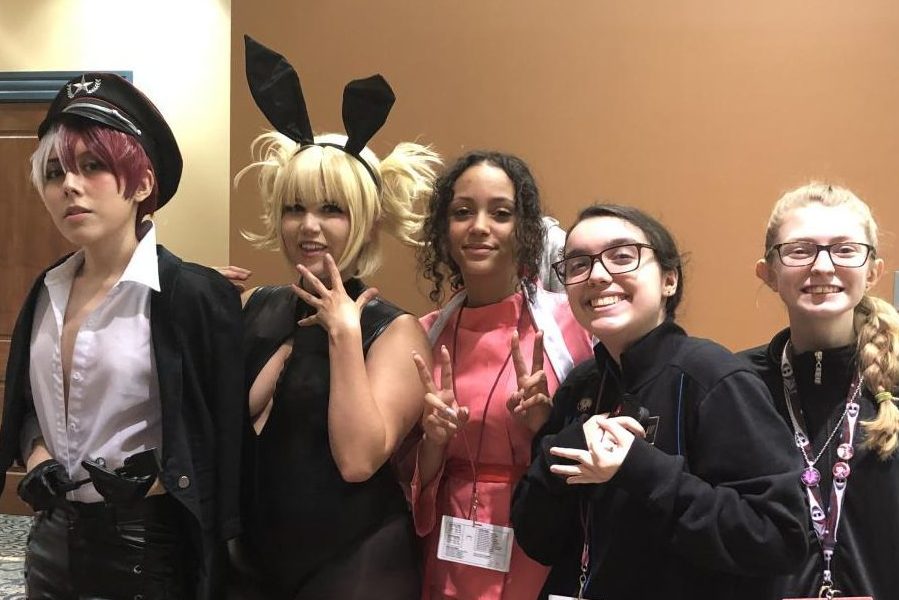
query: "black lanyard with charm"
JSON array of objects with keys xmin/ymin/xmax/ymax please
[{"xmin": 780, "ymin": 342, "xmax": 866, "ymax": 600}]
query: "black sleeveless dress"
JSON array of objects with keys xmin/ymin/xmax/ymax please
[{"xmin": 229, "ymin": 281, "xmax": 420, "ymax": 600}]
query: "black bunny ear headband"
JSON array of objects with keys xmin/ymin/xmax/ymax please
[{"xmin": 244, "ymin": 35, "xmax": 395, "ymax": 187}]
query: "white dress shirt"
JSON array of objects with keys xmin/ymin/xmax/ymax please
[{"xmin": 27, "ymin": 225, "xmax": 163, "ymax": 503}]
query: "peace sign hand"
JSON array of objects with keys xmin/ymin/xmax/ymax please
[
  {"xmin": 412, "ymin": 345, "xmax": 470, "ymax": 448},
  {"xmin": 291, "ymin": 254, "xmax": 379, "ymax": 333},
  {"xmin": 506, "ymin": 330, "xmax": 552, "ymax": 433}
]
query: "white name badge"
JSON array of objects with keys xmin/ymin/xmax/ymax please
[
  {"xmin": 548, "ymin": 596, "xmax": 579, "ymax": 600},
  {"xmin": 437, "ymin": 515, "xmax": 514, "ymax": 573}
]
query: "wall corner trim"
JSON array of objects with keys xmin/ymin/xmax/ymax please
[{"xmin": 0, "ymin": 71, "xmax": 132, "ymax": 103}]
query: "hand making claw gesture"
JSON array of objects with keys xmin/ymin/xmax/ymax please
[
  {"xmin": 549, "ymin": 414, "xmax": 646, "ymax": 484},
  {"xmin": 506, "ymin": 330, "xmax": 552, "ymax": 433},
  {"xmin": 412, "ymin": 345, "xmax": 470, "ymax": 447},
  {"xmin": 291, "ymin": 254, "xmax": 379, "ymax": 333}
]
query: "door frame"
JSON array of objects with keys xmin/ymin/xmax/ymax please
[{"xmin": 0, "ymin": 71, "xmax": 132, "ymax": 103}]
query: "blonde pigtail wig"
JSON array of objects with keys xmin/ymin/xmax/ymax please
[
  {"xmin": 240, "ymin": 37, "xmax": 441, "ymax": 279},
  {"xmin": 855, "ymin": 295, "xmax": 899, "ymax": 459},
  {"xmin": 376, "ymin": 142, "xmax": 441, "ymax": 247},
  {"xmin": 236, "ymin": 131, "xmax": 297, "ymax": 252},
  {"xmin": 237, "ymin": 132, "xmax": 441, "ymax": 279}
]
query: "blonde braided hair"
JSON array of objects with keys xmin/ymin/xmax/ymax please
[{"xmin": 854, "ymin": 295, "xmax": 899, "ymax": 458}]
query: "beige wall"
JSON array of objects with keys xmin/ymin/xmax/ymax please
[
  {"xmin": 1, "ymin": 0, "xmax": 232, "ymax": 266},
  {"xmin": 230, "ymin": 1, "xmax": 899, "ymax": 350}
]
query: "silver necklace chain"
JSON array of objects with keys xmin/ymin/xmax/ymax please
[
  {"xmin": 795, "ymin": 379, "xmax": 862, "ymax": 467},
  {"xmin": 797, "ymin": 407, "xmax": 846, "ymax": 466}
]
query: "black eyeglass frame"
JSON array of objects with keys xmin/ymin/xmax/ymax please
[
  {"xmin": 552, "ymin": 243, "xmax": 656, "ymax": 286},
  {"xmin": 766, "ymin": 241, "xmax": 876, "ymax": 268}
]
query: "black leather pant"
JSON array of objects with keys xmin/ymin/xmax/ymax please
[{"xmin": 25, "ymin": 494, "xmax": 195, "ymax": 600}]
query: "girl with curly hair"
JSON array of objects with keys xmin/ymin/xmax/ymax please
[{"xmin": 408, "ymin": 150, "xmax": 593, "ymax": 599}]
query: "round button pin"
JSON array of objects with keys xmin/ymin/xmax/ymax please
[
  {"xmin": 832, "ymin": 461, "xmax": 851, "ymax": 479},
  {"xmin": 801, "ymin": 467, "xmax": 821, "ymax": 487},
  {"xmin": 836, "ymin": 443, "xmax": 854, "ymax": 460}
]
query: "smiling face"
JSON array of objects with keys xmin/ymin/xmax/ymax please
[
  {"xmin": 447, "ymin": 163, "xmax": 519, "ymax": 289},
  {"xmin": 564, "ymin": 216, "xmax": 678, "ymax": 359},
  {"xmin": 757, "ymin": 202, "xmax": 884, "ymax": 335},
  {"xmin": 280, "ymin": 198, "xmax": 352, "ymax": 282},
  {"xmin": 40, "ymin": 139, "xmax": 149, "ymax": 249}
]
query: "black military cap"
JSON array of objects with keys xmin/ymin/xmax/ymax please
[{"xmin": 37, "ymin": 73, "xmax": 183, "ymax": 208}]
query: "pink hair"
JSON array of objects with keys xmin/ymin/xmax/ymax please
[{"xmin": 54, "ymin": 120, "xmax": 158, "ymax": 221}]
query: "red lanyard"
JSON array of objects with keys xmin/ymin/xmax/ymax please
[
  {"xmin": 780, "ymin": 342, "xmax": 862, "ymax": 598},
  {"xmin": 450, "ymin": 294, "xmax": 527, "ymax": 521}
]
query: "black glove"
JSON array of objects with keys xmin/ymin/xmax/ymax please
[
  {"xmin": 17, "ymin": 459, "xmax": 75, "ymax": 512},
  {"xmin": 82, "ymin": 448, "xmax": 161, "ymax": 505}
]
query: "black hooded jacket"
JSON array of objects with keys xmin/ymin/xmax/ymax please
[{"xmin": 512, "ymin": 321, "xmax": 809, "ymax": 600}]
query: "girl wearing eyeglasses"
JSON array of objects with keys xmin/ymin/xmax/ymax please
[
  {"xmin": 407, "ymin": 151, "xmax": 593, "ymax": 600},
  {"xmin": 742, "ymin": 183, "xmax": 899, "ymax": 599},
  {"xmin": 511, "ymin": 204, "xmax": 808, "ymax": 600}
]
